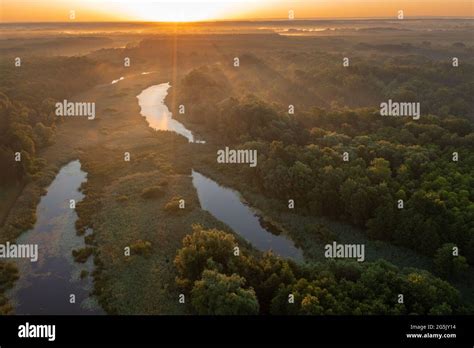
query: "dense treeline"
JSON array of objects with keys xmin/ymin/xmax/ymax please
[
  {"xmin": 174, "ymin": 50, "xmax": 473, "ymax": 124},
  {"xmin": 175, "ymin": 226, "xmax": 465, "ymax": 315},
  {"xmin": 174, "ymin": 61, "xmax": 474, "ymax": 268},
  {"xmin": 0, "ymin": 57, "xmax": 115, "ymax": 185},
  {"xmin": 0, "ymin": 93, "xmax": 54, "ymax": 184},
  {"xmin": 298, "ymin": 59, "xmax": 473, "ymax": 119}
]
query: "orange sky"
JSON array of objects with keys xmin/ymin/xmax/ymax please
[{"xmin": 1, "ymin": 0, "xmax": 473, "ymax": 22}]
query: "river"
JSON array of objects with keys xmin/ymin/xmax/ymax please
[
  {"xmin": 138, "ymin": 83, "xmax": 303, "ymax": 260},
  {"xmin": 137, "ymin": 83, "xmax": 196, "ymax": 142},
  {"xmin": 192, "ymin": 171, "xmax": 303, "ymax": 260},
  {"xmin": 9, "ymin": 160, "xmax": 103, "ymax": 314}
]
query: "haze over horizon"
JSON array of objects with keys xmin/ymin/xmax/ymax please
[{"xmin": 2, "ymin": 0, "xmax": 473, "ymax": 23}]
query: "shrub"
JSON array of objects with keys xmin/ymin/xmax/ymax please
[
  {"xmin": 72, "ymin": 247, "xmax": 94, "ymax": 263},
  {"xmin": 163, "ymin": 196, "xmax": 184, "ymax": 213},
  {"xmin": 130, "ymin": 240, "xmax": 152, "ymax": 256},
  {"xmin": 84, "ymin": 234, "xmax": 95, "ymax": 245},
  {"xmin": 141, "ymin": 186, "xmax": 165, "ymax": 199},
  {"xmin": 116, "ymin": 195, "xmax": 128, "ymax": 203}
]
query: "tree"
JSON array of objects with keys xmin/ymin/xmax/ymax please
[
  {"xmin": 175, "ymin": 228, "xmax": 463, "ymax": 315},
  {"xmin": 288, "ymin": 161, "xmax": 313, "ymax": 199},
  {"xmin": 33, "ymin": 122, "xmax": 54, "ymax": 147},
  {"xmin": 190, "ymin": 270, "xmax": 259, "ymax": 315},
  {"xmin": 434, "ymin": 243, "xmax": 468, "ymax": 279},
  {"xmin": 174, "ymin": 225, "xmax": 242, "ymax": 289},
  {"xmin": 270, "ymin": 277, "xmax": 341, "ymax": 315},
  {"xmin": 367, "ymin": 202, "xmax": 397, "ymax": 241},
  {"xmin": 368, "ymin": 158, "xmax": 392, "ymax": 184}
]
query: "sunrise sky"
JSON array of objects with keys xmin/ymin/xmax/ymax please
[{"xmin": 1, "ymin": 0, "xmax": 473, "ymax": 22}]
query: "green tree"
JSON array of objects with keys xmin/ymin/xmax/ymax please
[
  {"xmin": 434, "ymin": 243, "xmax": 468, "ymax": 279},
  {"xmin": 368, "ymin": 158, "xmax": 392, "ymax": 184},
  {"xmin": 174, "ymin": 225, "xmax": 242, "ymax": 289},
  {"xmin": 190, "ymin": 270, "xmax": 259, "ymax": 315},
  {"xmin": 270, "ymin": 277, "xmax": 341, "ymax": 315}
]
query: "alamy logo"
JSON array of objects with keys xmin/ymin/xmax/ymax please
[
  {"xmin": 325, "ymin": 242, "xmax": 365, "ymax": 262},
  {"xmin": 380, "ymin": 99, "xmax": 420, "ymax": 120},
  {"xmin": 0, "ymin": 242, "xmax": 38, "ymax": 262},
  {"xmin": 18, "ymin": 322, "xmax": 56, "ymax": 341},
  {"xmin": 55, "ymin": 99, "xmax": 96, "ymax": 120},
  {"xmin": 217, "ymin": 147, "xmax": 257, "ymax": 167}
]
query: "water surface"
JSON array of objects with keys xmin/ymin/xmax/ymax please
[
  {"xmin": 9, "ymin": 160, "xmax": 103, "ymax": 314},
  {"xmin": 192, "ymin": 170, "xmax": 303, "ymax": 261},
  {"xmin": 137, "ymin": 83, "xmax": 301, "ymax": 260},
  {"xmin": 111, "ymin": 76, "xmax": 124, "ymax": 84},
  {"xmin": 137, "ymin": 83, "xmax": 196, "ymax": 142}
]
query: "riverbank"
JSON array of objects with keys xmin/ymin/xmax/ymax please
[{"xmin": 0, "ymin": 185, "xmax": 23, "ymax": 228}]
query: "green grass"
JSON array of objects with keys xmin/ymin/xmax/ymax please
[{"xmin": 82, "ymin": 151, "xmax": 235, "ymax": 314}]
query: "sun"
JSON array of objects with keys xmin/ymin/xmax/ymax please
[{"xmin": 120, "ymin": 1, "xmax": 233, "ymax": 22}]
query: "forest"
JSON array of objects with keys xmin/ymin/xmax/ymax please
[
  {"xmin": 167, "ymin": 37, "xmax": 474, "ymax": 312},
  {"xmin": 175, "ymin": 225, "xmax": 465, "ymax": 315},
  {"xmin": 0, "ymin": 57, "xmax": 116, "ymax": 185},
  {"xmin": 172, "ymin": 52, "xmax": 474, "ymax": 266}
]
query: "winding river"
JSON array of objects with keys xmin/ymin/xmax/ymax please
[
  {"xmin": 138, "ymin": 82, "xmax": 303, "ymax": 260},
  {"xmin": 192, "ymin": 171, "xmax": 303, "ymax": 260},
  {"xmin": 137, "ymin": 83, "xmax": 196, "ymax": 142},
  {"xmin": 9, "ymin": 160, "xmax": 103, "ymax": 314},
  {"xmin": 8, "ymin": 79, "xmax": 302, "ymax": 315}
]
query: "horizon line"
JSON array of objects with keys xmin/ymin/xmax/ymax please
[{"xmin": 2, "ymin": 16, "xmax": 473, "ymax": 25}]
